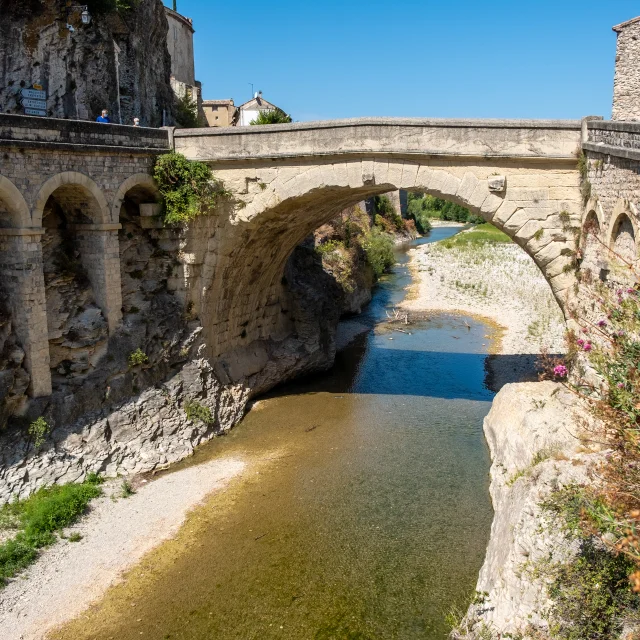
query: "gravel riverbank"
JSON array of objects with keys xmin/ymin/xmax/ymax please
[
  {"xmin": 402, "ymin": 232, "xmax": 566, "ymax": 355},
  {"xmin": 0, "ymin": 457, "xmax": 245, "ymax": 640}
]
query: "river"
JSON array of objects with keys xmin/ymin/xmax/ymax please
[{"xmin": 52, "ymin": 226, "xmax": 496, "ymax": 640}]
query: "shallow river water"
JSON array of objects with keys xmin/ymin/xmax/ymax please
[{"xmin": 52, "ymin": 227, "xmax": 496, "ymax": 640}]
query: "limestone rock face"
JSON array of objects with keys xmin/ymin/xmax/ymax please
[
  {"xmin": 0, "ymin": 0, "xmax": 174, "ymax": 126},
  {"xmin": 454, "ymin": 381, "xmax": 603, "ymax": 638}
]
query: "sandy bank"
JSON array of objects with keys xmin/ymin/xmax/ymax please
[
  {"xmin": 402, "ymin": 235, "xmax": 566, "ymax": 356},
  {"xmin": 0, "ymin": 457, "xmax": 245, "ymax": 640}
]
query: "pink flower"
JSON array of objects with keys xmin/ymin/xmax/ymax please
[
  {"xmin": 617, "ymin": 382, "xmax": 625, "ymax": 389},
  {"xmin": 553, "ymin": 365, "xmax": 568, "ymax": 378},
  {"xmin": 581, "ymin": 327, "xmax": 589, "ymax": 333},
  {"xmin": 628, "ymin": 288, "xmax": 636, "ymax": 294},
  {"xmin": 577, "ymin": 338, "xmax": 585, "ymax": 347},
  {"xmin": 583, "ymin": 343, "xmax": 593, "ymax": 352},
  {"xmin": 597, "ymin": 319, "xmax": 607, "ymax": 328}
]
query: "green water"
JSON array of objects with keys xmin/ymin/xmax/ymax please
[{"xmin": 52, "ymin": 228, "xmax": 495, "ymax": 640}]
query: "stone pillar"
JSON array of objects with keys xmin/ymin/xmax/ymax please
[
  {"xmin": 612, "ymin": 17, "xmax": 640, "ymax": 121},
  {"xmin": 0, "ymin": 229, "xmax": 52, "ymax": 397},
  {"xmin": 73, "ymin": 224, "xmax": 123, "ymax": 332},
  {"xmin": 384, "ymin": 190, "xmax": 402, "ymax": 215}
]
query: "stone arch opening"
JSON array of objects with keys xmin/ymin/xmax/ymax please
[
  {"xmin": 0, "ymin": 176, "xmax": 50, "ymax": 414},
  {"xmin": 39, "ymin": 178, "xmax": 119, "ymax": 388},
  {"xmin": 114, "ymin": 175, "xmax": 179, "ymax": 325},
  {"xmin": 202, "ymin": 161, "xmax": 578, "ymax": 386},
  {"xmin": 610, "ymin": 211, "xmax": 637, "ymax": 264},
  {"xmin": 580, "ymin": 210, "xmax": 604, "ymax": 282}
]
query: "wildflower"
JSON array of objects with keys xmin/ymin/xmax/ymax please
[
  {"xmin": 618, "ymin": 330, "xmax": 626, "ymax": 337},
  {"xmin": 583, "ymin": 343, "xmax": 593, "ymax": 352},
  {"xmin": 617, "ymin": 382, "xmax": 625, "ymax": 389},
  {"xmin": 553, "ymin": 365, "xmax": 568, "ymax": 378},
  {"xmin": 597, "ymin": 319, "xmax": 607, "ymax": 328},
  {"xmin": 617, "ymin": 289, "xmax": 623, "ymax": 296},
  {"xmin": 628, "ymin": 288, "xmax": 636, "ymax": 294},
  {"xmin": 577, "ymin": 338, "xmax": 585, "ymax": 347},
  {"xmin": 581, "ymin": 327, "xmax": 589, "ymax": 333}
]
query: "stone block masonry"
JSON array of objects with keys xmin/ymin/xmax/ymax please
[{"xmin": 612, "ymin": 17, "xmax": 640, "ymax": 122}]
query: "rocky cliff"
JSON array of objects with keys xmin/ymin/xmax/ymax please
[
  {"xmin": 453, "ymin": 382, "xmax": 606, "ymax": 638},
  {"xmin": 0, "ymin": 0, "xmax": 174, "ymax": 126}
]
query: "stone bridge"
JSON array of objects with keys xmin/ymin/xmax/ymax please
[{"xmin": 3, "ymin": 113, "xmax": 638, "ymax": 404}]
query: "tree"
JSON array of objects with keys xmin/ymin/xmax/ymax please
[
  {"xmin": 174, "ymin": 92, "xmax": 200, "ymax": 128},
  {"xmin": 250, "ymin": 108, "xmax": 292, "ymax": 125}
]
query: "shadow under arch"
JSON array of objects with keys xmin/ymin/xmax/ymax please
[
  {"xmin": 201, "ymin": 161, "xmax": 578, "ymax": 368},
  {"xmin": 609, "ymin": 208, "xmax": 637, "ymax": 266}
]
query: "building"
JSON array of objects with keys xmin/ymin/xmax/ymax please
[
  {"xmin": 237, "ymin": 92, "xmax": 282, "ymax": 126},
  {"xmin": 164, "ymin": 5, "xmax": 204, "ymax": 125},
  {"xmin": 202, "ymin": 100, "xmax": 238, "ymax": 127},
  {"xmin": 612, "ymin": 16, "xmax": 640, "ymax": 121}
]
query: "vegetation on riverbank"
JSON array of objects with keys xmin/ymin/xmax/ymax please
[
  {"xmin": 315, "ymin": 203, "xmax": 396, "ymax": 291},
  {"xmin": 531, "ymin": 233, "xmax": 640, "ymax": 638},
  {"xmin": 440, "ymin": 224, "xmax": 510, "ymax": 249},
  {"xmin": 0, "ymin": 475, "xmax": 103, "ymax": 586},
  {"xmin": 407, "ymin": 192, "xmax": 483, "ymax": 232}
]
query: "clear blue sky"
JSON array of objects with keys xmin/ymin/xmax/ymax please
[{"xmin": 164, "ymin": 0, "xmax": 638, "ymax": 121}]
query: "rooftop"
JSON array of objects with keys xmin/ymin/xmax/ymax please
[{"xmin": 612, "ymin": 15, "xmax": 640, "ymax": 32}]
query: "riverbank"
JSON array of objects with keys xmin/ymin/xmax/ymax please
[
  {"xmin": 402, "ymin": 226, "xmax": 566, "ymax": 356},
  {"xmin": 0, "ymin": 457, "xmax": 246, "ymax": 640}
]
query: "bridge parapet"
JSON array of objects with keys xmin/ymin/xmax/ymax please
[
  {"xmin": 0, "ymin": 114, "xmax": 170, "ymax": 153},
  {"xmin": 174, "ymin": 117, "xmax": 583, "ymax": 163}
]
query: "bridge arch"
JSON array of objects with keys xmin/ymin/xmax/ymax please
[
  {"xmin": 33, "ymin": 172, "xmax": 110, "ymax": 228},
  {"xmin": 0, "ymin": 176, "xmax": 31, "ymax": 229},
  {"xmin": 204, "ymin": 159, "xmax": 580, "ymax": 366},
  {"xmin": 111, "ymin": 173, "xmax": 159, "ymax": 222},
  {"xmin": 608, "ymin": 199, "xmax": 638, "ymax": 264}
]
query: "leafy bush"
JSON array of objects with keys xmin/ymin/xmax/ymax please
[
  {"xmin": 362, "ymin": 228, "xmax": 395, "ymax": 278},
  {"xmin": 174, "ymin": 92, "xmax": 200, "ymax": 128},
  {"xmin": 153, "ymin": 153, "xmax": 228, "ymax": 225},
  {"xmin": 128, "ymin": 348, "xmax": 148, "ymax": 367},
  {"xmin": 250, "ymin": 108, "xmax": 292, "ymax": 125},
  {"xmin": 407, "ymin": 192, "xmax": 480, "ymax": 224},
  {"xmin": 0, "ymin": 477, "xmax": 102, "ymax": 584},
  {"xmin": 28, "ymin": 417, "xmax": 50, "ymax": 449},
  {"xmin": 184, "ymin": 400, "xmax": 214, "ymax": 425},
  {"xmin": 373, "ymin": 195, "xmax": 404, "ymax": 231}
]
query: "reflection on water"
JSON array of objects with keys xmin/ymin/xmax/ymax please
[{"xmin": 52, "ymin": 227, "xmax": 495, "ymax": 640}]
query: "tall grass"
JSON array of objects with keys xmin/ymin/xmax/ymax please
[{"xmin": 0, "ymin": 475, "xmax": 103, "ymax": 585}]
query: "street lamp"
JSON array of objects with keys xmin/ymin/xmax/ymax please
[{"xmin": 67, "ymin": 5, "xmax": 91, "ymax": 26}]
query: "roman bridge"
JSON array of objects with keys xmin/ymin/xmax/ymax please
[{"xmin": 3, "ymin": 113, "xmax": 635, "ymax": 402}]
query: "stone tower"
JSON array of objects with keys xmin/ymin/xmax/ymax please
[{"xmin": 612, "ymin": 16, "xmax": 640, "ymax": 121}]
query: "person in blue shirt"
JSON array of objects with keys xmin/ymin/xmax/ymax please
[{"xmin": 96, "ymin": 109, "xmax": 110, "ymax": 123}]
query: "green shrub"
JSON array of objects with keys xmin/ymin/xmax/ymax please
[
  {"xmin": 28, "ymin": 417, "xmax": 50, "ymax": 449},
  {"xmin": 441, "ymin": 223, "xmax": 511, "ymax": 249},
  {"xmin": 250, "ymin": 108, "xmax": 292, "ymax": 125},
  {"xmin": 153, "ymin": 152, "xmax": 229, "ymax": 226},
  {"xmin": 174, "ymin": 91, "xmax": 200, "ymax": 128},
  {"xmin": 184, "ymin": 400, "xmax": 214, "ymax": 425},
  {"xmin": 547, "ymin": 539, "xmax": 639, "ymax": 640},
  {"xmin": 0, "ymin": 478, "xmax": 102, "ymax": 585},
  {"xmin": 120, "ymin": 480, "xmax": 135, "ymax": 498},
  {"xmin": 128, "ymin": 348, "xmax": 148, "ymax": 367},
  {"xmin": 362, "ymin": 228, "xmax": 395, "ymax": 278}
]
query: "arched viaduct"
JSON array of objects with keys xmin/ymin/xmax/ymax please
[{"xmin": 1, "ymin": 113, "xmax": 639, "ymax": 402}]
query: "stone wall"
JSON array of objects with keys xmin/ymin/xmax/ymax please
[{"xmin": 612, "ymin": 17, "xmax": 640, "ymax": 122}]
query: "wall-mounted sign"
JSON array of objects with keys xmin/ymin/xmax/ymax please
[
  {"xmin": 21, "ymin": 98, "xmax": 47, "ymax": 110},
  {"xmin": 20, "ymin": 86, "xmax": 47, "ymax": 117},
  {"xmin": 21, "ymin": 88, "xmax": 47, "ymax": 101},
  {"xmin": 24, "ymin": 108, "xmax": 47, "ymax": 117}
]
